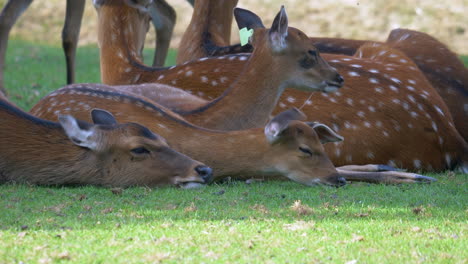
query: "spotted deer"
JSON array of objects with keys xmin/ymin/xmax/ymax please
[
  {"xmin": 195, "ymin": 28, "xmax": 468, "ymax": 142},
  {"xmin": 0, "ymin": 97, "xmax": 212, "ymax": 187},
  {"xmin": 99, "ymin": 2, "xmax": 467, "ymax": 172},
  {"xmin": 112, "ymin": 6, "xmax": 343, "ymax": 131},
  {"xmin": 30, "ymin": 85, "xmax": 437, "ymax": 185},
  {"xmin": 95, "ymin": 0, "xmax": 249, "ymax": 92}
]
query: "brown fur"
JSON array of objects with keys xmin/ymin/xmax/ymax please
[
  {"xmin": 0, "ymin": 97, "xmax": 207, "ymax": 187},
  {"xmin": 31, "ymin": 85, "xmax": 347, "ymax": 186},
  {"xmin": 309, "ymin": 31, "xmax": 468, "ymax": 142},
  {"xmin": 97, "ymin": 2, "xmax": 466, "ymax": 171},
  {"xmin": 176, "ymin": 0, "xmax": 238, "ymax": 64}
]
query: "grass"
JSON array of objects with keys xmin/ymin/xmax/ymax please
[
  {"xmin": 1, "ymin": 40, "xmax": 467, "ymax": 263},
  {"xmin": 0, "ymin": 175, "xmax": 466, "ymax": 263}
]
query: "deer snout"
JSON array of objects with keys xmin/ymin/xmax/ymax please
[
  {"xmin": 336, "ymin": 177, "xmax": 347, "ymax": 187},
  {"xmin": 326, "ymin": 73, "xmax": 344, "ymax": 87},
  {"xmin": 195, "ymin": 165, "xmax": 213, "ymax": 183},
  {"xmin": 325, "ymin": 173, "xmax": 347, "ymax": 187}
]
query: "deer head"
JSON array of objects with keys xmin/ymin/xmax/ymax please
[
  {"xmin": 234, "ymin": 6, "xmax": 344, "ymax": 93},
  {"xmin": 59, "ymin": 109, "xmax": 212, "ymax": 187},
  {"xmin": 263, "ymin": 108, "xmax": 346, "ymax": 186}
]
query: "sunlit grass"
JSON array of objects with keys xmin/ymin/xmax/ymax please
[{"xmin": 0, "ymin": 40, "xmax": 467, "ymax": 263}]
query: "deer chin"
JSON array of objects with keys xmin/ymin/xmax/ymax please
[
  {"xmin": 323, "ymin": 85, "xmax": 340, "ymax": 93},
  {"xmin": 177, "ymin": 182, "xmax": 207, "ymax": 189}
]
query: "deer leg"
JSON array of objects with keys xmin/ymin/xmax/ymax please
[
  {"xmin": 336, "ymin": 169, "xmax": 436, "ymax": 184},
  {"xmin": 148, "ymin": 0, "xmax": 176, "ymax": 66},
  {"xmin": 337, "ymin": 164, "xmax": 405, "ymax": 172},
  {"xmin": 62, "ymin": 0, "xmax": 85, "ymax": 84},
  {"xmin": 0, "ymin": 0, "xmax": 34, "ymax": 97}
]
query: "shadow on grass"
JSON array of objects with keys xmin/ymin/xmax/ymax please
[{"xmin": 0, "ymin": 173, "xmax": 465, "ymax": 231}]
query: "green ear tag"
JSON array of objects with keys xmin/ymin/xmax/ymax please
[{"xmin": 239, "ymin": 27, "xmax": 254, "ymax": 46}]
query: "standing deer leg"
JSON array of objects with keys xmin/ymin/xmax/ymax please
[
  {"xmin": 0, "ymin": 0, "xmax": 34, "ymax": 97},
  {"xmin": 62, "ymin": 0, "xmax": 85, "ymax": 84},
  {"xmin": 148, "ymin": 0, "xmax": 176, "ymax": 66}
]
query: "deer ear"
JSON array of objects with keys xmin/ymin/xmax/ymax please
[
  {"xmin": 91, "ymin": 109, "xmax": 118, "ymax": 126},
  {"xmin": 234, "ymin": 8, "xmax": 265, "ymax": 30},
  {"xmin": 269, "ymin": 6, "xmax": 288, "ymax": 52},
  {"xmin": 307, "ymin": 122, "xmax": 344, "ymax": 144},
  {"xmin": 59, "ymin": 115, "xmax": 98, "ymax": 150},
  {"xmin": 265, "ymin": 108, "xmax": 306, "ymax": 143}
]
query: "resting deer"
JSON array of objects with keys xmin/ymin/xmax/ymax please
[
  {"xmin": 30, "ymin": 85, "xmax": 437, "ymax": 185},
  {"xmin": 113, "ymin": 6, "xmax": 343, "ymax": 131},
  {"xmin": 179, "ymin": 14, "xmax": 468, "ymax": 142},
  {"xmin": 307, "ymin": 31, "xmax": 468, "ymax": 142},
  {"xmin": 0, "ymin": 97, "xmax": 212, "ymax": 188},
  {"xmin": 94, "ymin": 2, "xmax": 468, "ymax": 172}
]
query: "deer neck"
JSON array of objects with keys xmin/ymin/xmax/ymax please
[
  {"xmin": 98, "ymin": 5, "xmax": 147, "ymax": 85},
  {"xmin": 188, "ymin": 49, "xmax": 287, "ymax": 130}
]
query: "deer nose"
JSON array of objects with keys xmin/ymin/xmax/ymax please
[
  {"xmin": 335, "ymin": 74, "xmax": 344, "ymax": 85},
  {"xmin": 195, "ymin": 165, "xmax": 213, "ymax": 183},
  {"xmin": 337, "ymin": 177, "xmax": 347, "ymax": 187}
]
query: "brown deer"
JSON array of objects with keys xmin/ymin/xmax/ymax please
[
  {"xmin": 95, "ymin": 0, "xmax": 249, "ymax": 91},
  {"xmin": 308, "ymin": 31, "xmax": 468, "ymax": 142},
  {"xmin": 111, "ymin": 6, "xmax": 343, "ymax": 131},
  {"xmin": 171, "ymin": 0, "xmax": 468, "ymax": 143},
  {"xmin": 0, "ymin": 97, "xmax": 212, "ymax": 188},
  {"xmin": 30, "ymin": 85, "xmax": 437, "ymax": 185},
  {"xmin": 94, "ymin": 2, "xmax": 467, "ymax": 172}
]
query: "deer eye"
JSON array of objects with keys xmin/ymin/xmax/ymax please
[
  {"xmin": 131, "ymin": 147, "xmax": 150, "ymax": 155},
  {"xmin": 308, "ymin": 50, "xmax": 318, "ymax": 57},
  {"xmin": 298, "ymin": 146, "xmax": 313, "ymax": 156}
]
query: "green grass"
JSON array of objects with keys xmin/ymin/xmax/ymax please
[
  {"xmin": 4, "ymin": 39, "xmax": 177, "ymax": 110},
  {"xmin": 1, "ymin": 40, "xmax": 467, "ymax": 263},
  {"xmin": 0, "ymin": 175, "xmax": 466, "ymax": 263}
]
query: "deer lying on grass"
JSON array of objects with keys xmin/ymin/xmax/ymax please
[
  {"xmin": 94, "ymin": 2, "xmax": 468, "ymax": 172},
  {"xmin": 30, "ymin": 85, "xmax": 437, "ymax": 185},
  {"xmin": 0, "ymin": 97, "xmax": 212, "ymax": 188},
  {"xmin": 112, "ymin": 6, "xmax": 343, "ymax": 131},
  {"xmin": 172, "ymin": 0, "xmax": 468, "ymax": 143},
  {"xmin": 308, "ymin": 30, "xmax": 468, "ymax": 142}
]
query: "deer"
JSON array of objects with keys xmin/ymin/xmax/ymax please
[
  {"xmin": 30, "ymin": 84, "xmax": 438, "ymax": 185},
  {"xmin": 170, "ymin": 0, "xmax": 468, "ymax": 142},
  {"xmin": 306, "ymin": 31, "xmax": 468, "ymax": 142},
  {"xmin": 93, "ymin": 1, "xmax": 468, "ymax": 172},
  {"xmin": 0, "ymin": 0, "xmax": 183, "ymax": 97},
  {"xmin": 180, "ymin": 19, "xmax": 468, "ymax": 142},
  {"xmin": 110, "ymin": 6, "xmax": 343, "ymax": 131},
  {"xmin": 0, "ymin": 97, "xmax": 213, "ymax": 188}
]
